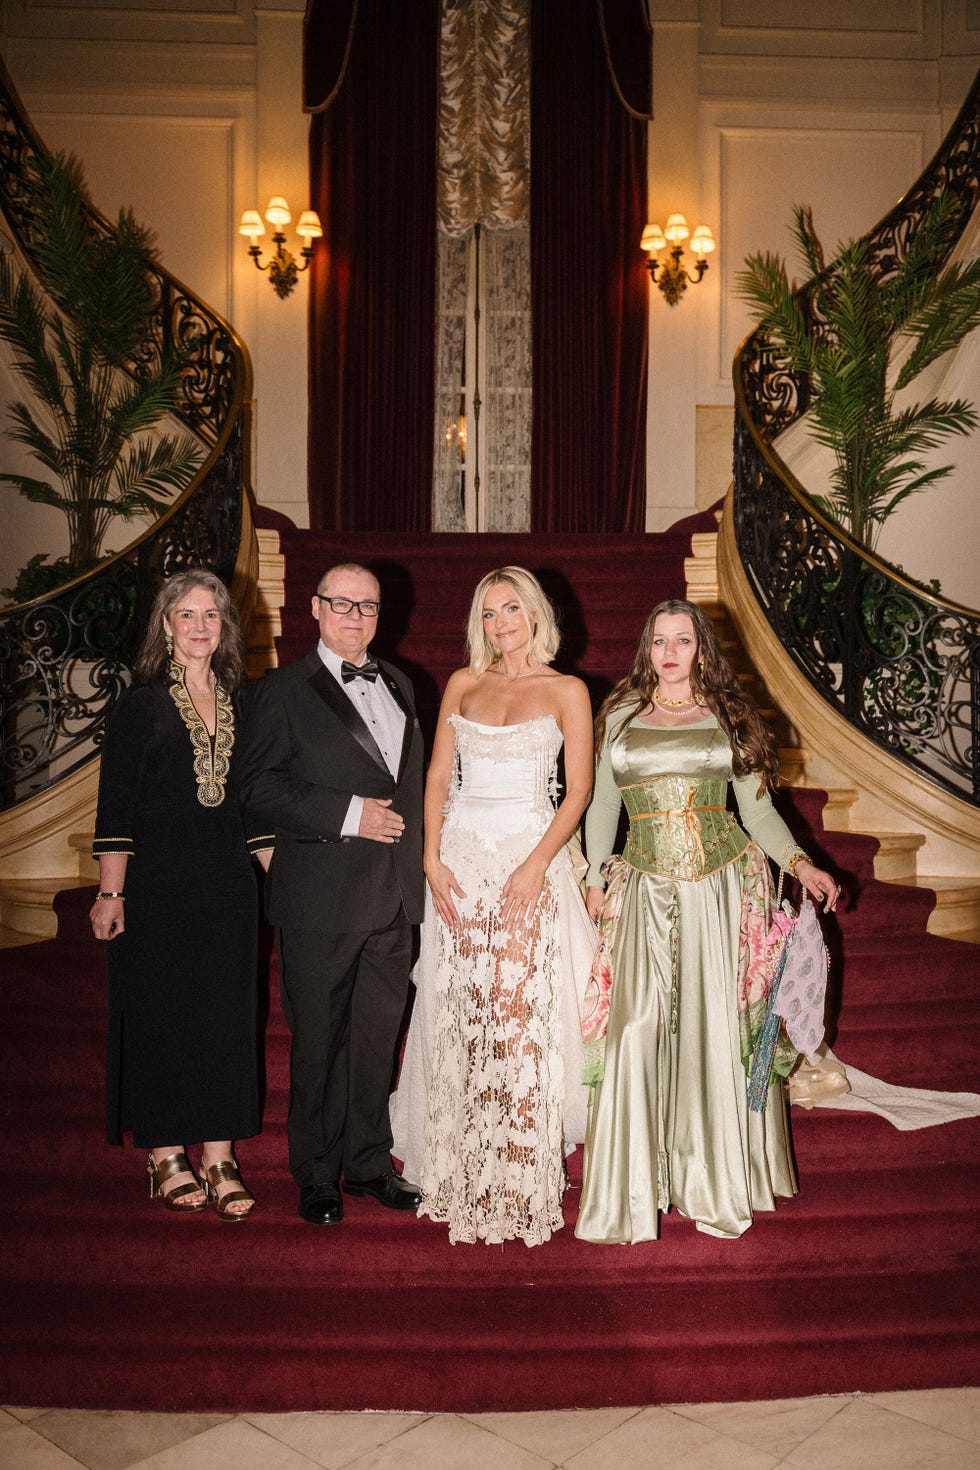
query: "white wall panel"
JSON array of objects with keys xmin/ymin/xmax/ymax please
[
  {"xmin": 700, "ymin": 107, "xmax": 936, "ymax": 400},
  {"xmin": 28, "ymin": 109, "xmax": 239, "ymax": 322},
  {"xmin": 702, "ymin": 0, "xmax": 942, "ymax": 56},
  {"xmin": 3, "ymin": 0, "xmax": 254, "ymax": 45}
]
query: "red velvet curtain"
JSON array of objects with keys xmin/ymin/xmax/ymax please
[
  {"xmin": 530, "ymin": 0, "xmax": 650, "ymax": 532},
  {"xmin": 305, "ymin": 1, "xmax": 438, "ymax": 531}
]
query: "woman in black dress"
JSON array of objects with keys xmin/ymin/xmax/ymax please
[{"xmin": 90, "ymin": 570, "xmax": 271, "ymax": 1219}]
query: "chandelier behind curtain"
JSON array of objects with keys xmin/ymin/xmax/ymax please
[{"xmin": 433, "ymin": 0, "xmax": 531, "ymax": 532}]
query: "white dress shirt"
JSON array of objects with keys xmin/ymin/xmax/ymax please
[{"xmin": 317, "ymin": 641, "xmax": 406, "ymax": 837}]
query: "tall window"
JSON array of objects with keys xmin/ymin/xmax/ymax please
[{"xmin": 433, "ymin": 2, "xmax": 531, "ymax": 531}]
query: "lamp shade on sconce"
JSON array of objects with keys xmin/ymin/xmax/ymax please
[
  {"xmin": 238, "ymin": 210, "xmax": 265, "ymax": 239},
  {"xmin": 640, "ymin": 224, "xmax": 666, "ymax": 254},
  {"xmin": 264, "ymin": 196, "xmax": 292, "ymax": 228},
  {"xmin": 664, "ymin": 213, "xmax": 690, "ymax": 243},
  {"xmin": 296, "ymin": 211, "xmax": 323, "ymax": 240},
  {"xmin": 690, "ymin": 225, "xmax": 715, "ymax": 257}
]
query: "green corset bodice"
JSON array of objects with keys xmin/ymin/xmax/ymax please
[{"xmin": 620, "ymin": 775, "xmax": 748, "ymax": 880}]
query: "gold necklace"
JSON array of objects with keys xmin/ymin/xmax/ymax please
[{"xmin": 654, "ymin": 687, "xmax": 702, "ymax": 709}]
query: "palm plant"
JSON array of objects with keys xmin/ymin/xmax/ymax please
[
  {"xmin": 736, "ymin": 195, "xmax": 980, "ymax": 549},
  {"xmin": 0, "ymin": 151, "xmax": 201, "ymax": 597}
]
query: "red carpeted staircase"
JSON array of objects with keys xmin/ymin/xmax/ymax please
[{"xmin": 1, "ymin": 522, "xmax": 978, "ymax": 1414}]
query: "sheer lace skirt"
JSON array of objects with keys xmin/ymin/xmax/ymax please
[{"xmin": 418, "ymin": 797, "xmax": 568, "ymax": 1245}]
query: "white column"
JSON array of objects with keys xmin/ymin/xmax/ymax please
[
  {"xmin": 246, "ymin": 4, "xmax": 311, "ymax": 528},
  {"xmin": 644, "ymin": 5, "xmax": 702, "ymax": 532}
]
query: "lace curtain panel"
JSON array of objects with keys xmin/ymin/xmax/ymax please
[
  {"xmin": 483, "ymin": 224, "xmax": 531, "ymax": 532},
  {"xmin": 438, "ymin": 0, "xmax": 529, "ymax": 236},
  {"xmin": 433, "ymin": 234, "xmax": 468, "ymax": 533},
  {"xmin": 433, "ymin": 226, "xmax": 532, "ymax": 533},
  {"xmin": 303, "ymin": 0, "xmax": 649, "ymax": 532},
  {"xmin": 434, "ymin": 0, "xmax": 532, "ymax": 531}
]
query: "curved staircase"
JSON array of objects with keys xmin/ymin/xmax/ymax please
[
  {"xmin": 0, "ymin": 51, "xmax": 977, "ymax": 1418},
  {"xmin": 2, "ymin": 517, "xmax": 978, "ymax": 1414},
  {"xmin": 0, "ymin": 56, "xmax": 259, "ymax": 945}
]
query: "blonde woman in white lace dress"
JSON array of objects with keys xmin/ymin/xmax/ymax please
[{"xmin": 390, "ymin": 568, "xmax": 596, "ymax": 1245}]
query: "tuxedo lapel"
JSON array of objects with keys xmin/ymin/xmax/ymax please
[
  {"xmin": 307, "ymin": 661, "xmax": 389, "ymax": 774},
  {"xmin": 380, "ymin": 666, "xmax": 416, "ymax": 783}
]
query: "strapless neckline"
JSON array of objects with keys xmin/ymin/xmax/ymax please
[{"xmin": 453, "ymin": 713, "xmax": 560, "ymax": 734}]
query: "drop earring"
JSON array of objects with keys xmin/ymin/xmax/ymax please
[
  {"xmin": 165, "ymin": 632, "xmax": 174, "ymax": 657},
  {"xmin": 698, "ymin": 656, "xmax": 705, "ymax": 676}
]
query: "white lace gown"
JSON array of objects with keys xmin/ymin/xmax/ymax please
[{"xmin": 390, "ymin": 714, "xmax": 596, "ymax": 1245}]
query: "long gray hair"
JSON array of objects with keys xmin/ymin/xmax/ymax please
[{"xmin": 134, "ymin": 569, "xmax": 246, "ymax": 690}]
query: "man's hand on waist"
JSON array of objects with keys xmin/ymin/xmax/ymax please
[{"xmin": 358, "ymin": 797, "xmax": 405, "ymax": 844}]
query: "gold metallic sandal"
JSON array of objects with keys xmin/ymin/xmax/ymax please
[
  {"xmin": 201, "ymin": 1159, "xmax": 255, "ymax": 1222},
  {"xmin": 147, "ymin": 1151, "xmax": 206, "ymax": 1213}
]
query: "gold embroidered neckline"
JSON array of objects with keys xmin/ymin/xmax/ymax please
[{"xmin": 168, "ymin": 661, "xmax": 233, "ymax": 807}]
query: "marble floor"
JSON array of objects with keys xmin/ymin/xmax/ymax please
[{"xmin": 2, "ymin": 1389, "xmax": 978, "ymax": 1470}]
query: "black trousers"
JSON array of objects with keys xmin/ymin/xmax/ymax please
[{"xmin": 277, "ymin": 906, "xmax": 412, "ymax": 1187}]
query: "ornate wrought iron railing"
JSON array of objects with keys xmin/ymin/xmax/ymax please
[
  {"xmin": 0, "ymin": 60, "xmax": 251, "ymax": 810},
  {"xmin": 733, "ymin": 70, "xmax": 980, "ymax": 806}
]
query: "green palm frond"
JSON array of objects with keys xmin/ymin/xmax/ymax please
[
  {"xmin": 735, "ymin": 251, "xmax": 811, "ymax": 364},
  {"xmin": 0, "ymin": 473, "xmax": 69, "ymax": 510},
  {"xmin": 736, "ymin": 193, "xmax": 980, "ymax": 548},
  {"xmin": 790, "ymin": 206, "xmax": 826, "ymax": 290},
  {"xmin": 0, "ymin": 267, "xmax": 68, "ymax": 417},
  {"xmin": 104, "ymin": 362, "xmax": 190, "ymax": 446},
  {"xmin": 869, "ymin": 464, "xmax": 956, "ymax": 522},
  {"xmin": 883, "ymin": 192, "xmax": 962, "ymax": 330},
  {"xmin": 895, "ymin": 259, "xmax": 980, "ymax": 388},
  {"xmin": 5, "ymin": 402, "xmax": 65, "ymax": 474},
  {"xmin": 0, "ymin": 149, "xmax": 205, "ymax": 576},
  {"xmin": 111, "ymin": 434, "xmax": 202, "ymax": 506}
]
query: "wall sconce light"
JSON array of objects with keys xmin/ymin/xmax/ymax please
[
  {"xmin": 641, "ymin": 214, "xmax": 715, "ymax": 306},
  {"xmin": 239, "ymin": 197, "xmax": 322, "ymax": 299}
]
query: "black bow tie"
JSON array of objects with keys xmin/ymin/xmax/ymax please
[{"xmin": 341, "ymin": 658, "xmax": 379, "ymax": 684}]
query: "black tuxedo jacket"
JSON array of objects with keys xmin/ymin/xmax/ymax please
[{"xmin": 239, "ymin": 649, "xmax": 425, "ymax": 932}]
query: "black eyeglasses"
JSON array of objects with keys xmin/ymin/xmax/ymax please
[{"xmin": 315, "ymin": 595, "xmax": 381, "ymax": 618}]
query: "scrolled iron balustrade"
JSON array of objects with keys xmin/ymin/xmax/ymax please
[
  {"xmin": 732, "ymin": 72, "xmax": 980, "ymax": 807},
  {"xmin": 0, "ymin": 61, "xmax": 249, "ymax": 810}
]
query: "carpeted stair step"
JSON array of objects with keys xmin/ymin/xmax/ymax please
[
  {"xmin": 791, "ymin": 1108, "xmax": 980, "ymax": 1170},
  {"xmin": 0, "ymin": 876, "xmax": 95, "ymax": 941},
  {"xmin": 0, "ymin": 925, "xmax": 39, "ymax": 948},
  {"xmin": 2, "ymin": 1268, "xmax": 976, "ymax": 1414},
  {"xmin": 883, "ymin": 874, "xmax": 980, "ymax": 938},
  {"xmin": 4, "ymin": 1159, "xmax": 977, "ymax": 1291},
  {"xmin": 826, "ymin": 1020, "xmax": 980, "ymax": 1081},
  {"xmin": 2, "ymin": 524, "xmax": 977, "ymax": 1416}
]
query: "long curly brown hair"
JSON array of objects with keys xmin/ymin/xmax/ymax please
[
  {"xmin": 594, "ymin": 599, "xmax": 779, "ymax": 790},
  {"xmin": 134, "ymin": 569, "xmax": 246, "ymax": 691}
]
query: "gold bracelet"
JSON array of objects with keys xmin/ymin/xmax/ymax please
[
  {"xmin": 787, "ymin": 851, "xmax": 810, "ymax": 881},
  {"xmin": 96, "ymin": 891, "xmax": 125, "ymax": 900}
]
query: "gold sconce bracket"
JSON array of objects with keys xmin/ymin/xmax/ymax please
[
  {"xmin": 641, "ymin": 216, "xmax": 715, "ymax": 307},
  {"xmin": 240, "ymin": 199, "xmax": 322, "ymax": 300}
]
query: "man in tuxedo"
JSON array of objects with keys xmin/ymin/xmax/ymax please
[{"xmin": 240, "ymin": 562, "xmax": 424, "ymax": 1224}]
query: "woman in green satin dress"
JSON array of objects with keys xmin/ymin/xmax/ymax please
[{"xmin": 575, "ymin": 600, "xmax": 839, "ymax": 1243}]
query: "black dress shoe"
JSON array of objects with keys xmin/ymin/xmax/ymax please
[
  {"xmin": 343, "ymin": 1169, "xmax": 421, "ymax": 1211},
  {"xmin": 298, "ymin": 1182, "xmax": 343, "ymax": 1225}
]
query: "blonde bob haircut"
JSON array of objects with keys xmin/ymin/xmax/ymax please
[{"xmin": 465, "ymin": 567, "xmax": 561, "ymax": 677}]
